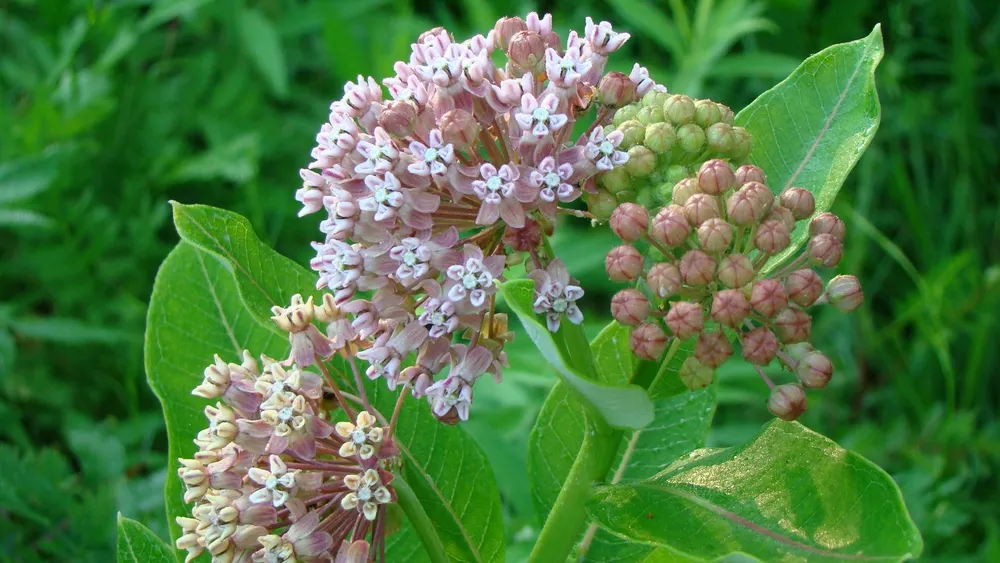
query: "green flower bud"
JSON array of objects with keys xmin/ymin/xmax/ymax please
[
  {"xmin": 680, "ymin": 356, "xmax": 716, "ymax": 389},
  {"xmin": 599, "ymin": 166, "xmax": 631, "ymax": 194},
  {"xmin": 705, "ymin": 122, "xmax": 735, "ymax": 154},
  {"xmin": 676, "ymin": 123, "xmax": 706, "ymax": 156},
  {"xmin": 730, "ymin": 127, "xmax": 752, "ymax": 161},
  {"xmin": 644, "ymin": 122, "xmax": 676, "ymax": 153},
  {"xmin": 584, "ymin": 189, "xmax": 619, "ymax": 220},
  {"xmin": 616, "ymin": 189, "xmax": 637, "ymax": 203},
  {"xmin": 718, "ymin": 103, "xmax": 735, "ymax": 125},
  {"xmin": 617, "ymin": 120, "xmax": 645, "ymax": 149},
  {"xmin": 612, "ymin": 104, "xmax": 640, "ymax": 127},
  {"xmin": 642, "ymin": 89, "xmax": 669, "ymax": 110},
  {"xmin": 635, "ymin": 189, "xmax": 656, "ymax": 209},
  {"xmin": 694, "ymin": 100, "xmax": 723, "ymax": 128},
  {"xmin": 664, "ymin": 94, "xmax": 696, "ymax": 125},
  {"xmin": 783, "ymin": 342, "xmax": 815, "ymax": 364},
  {"xmin": 635, "ymin": 105, "xmax": 664, "ymax": 126},
  {"xmin": 625, "ymin": 146, "xmax": 656, "ymax": 177},
  {"xmin": 665, "ymin": 165, "xmax": 690, "ymax": 187}
]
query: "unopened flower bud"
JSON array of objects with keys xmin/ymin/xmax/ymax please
[
  {"xmin": 694, "ymin": 332, "xmax": 732, "ymax": 369},
  {"xmin": 671, "ymin": 178, "xmax": 701, "ymax": 206},
  {"xmin": 717, "ymin": 253, "xmax": 755, "ymax": 288},
  {"xmin": 676, "ymin": 123, "xmax": 706, "ymax": 155},
  {"xmin": 645, "ymin": 262, "xmax": 682, "ymax": 299},
  {"xmin": 750, "ymin": 279, "xmax": 788, "ymax": 318},
  {"xmin": 767, "ymin": 205, "xmax": 797, "ymax": 230},
  {"xmin": 502, "ymin": 219, "xmax": 543, "ymax": 252},
  {"xmin": 611, "ymin": 289, "xmax": 651, "ymax": 325},
  {"xmin": 630, "ymin": 321, "xmax": 668, "ymax": 360},
  {"xmin": 768, "ymin": 384, "xmax": 807, "ymax": 421},
  {"xmin": 697, "ymin": 159, "xmax": 736, "ymax": 195},
  {"xmin": 649, "ymin": 205, "xmax": 691, "ymax": 247},
  {"xmin": 494, "ymin": 16, "xmax": 528, "ymax": 51},
  {"xmin": 617, "ymin": 120, "xmax": 645, "ymax": 148},
  {"xmin": 612, "ymin": 104, "xmax": 639, "ymax": 127},
  {"xmin": 625, "ymin": 145, "xmax": 656, "ymax": 177},
  {"xmin": 666, "ymin": 301, "xmax": 704, "ymax": 339},
  {"xmin": 664, "ymin": 94, "xmax": 695, "ymax": 125},
  {"xmin": 743, "ymin": 181, "xmax": 775, "ymax": 215},
  {"xmin": 774, "ymin": 307, "xmax": 812, "ymax": 343},
  {"xmin": 705, "ymin": 123, "xmax": 735, "ymax": 154},
  {"xmin": 797, "ymin": 351, "xmax": 833, "ymax": 389},
  {"xmin": 599, "ymin": 166, "xmax": 631, "ymax": 194},
  {"xmin": 634, "ymin": 104, "xmax": 662, "ymax": 125},
  {"xmin": 711, "ymin": 289, "xmax": 750, "ymax": 327},
  {"xmin": 825, "ymin": 275, "xmax": 864, "ymax": 312},
  {"xmin": 610, "ymin": 203, "xmax": 649, "ymax": 242},
  {"xmin": 679, "ymin": 250, "xmax": 716, "ymax": 286},
  {"xmin": 644, "ymin": 122, "xmax": 676, "ymax": 153},
  {"xmin": 680, "ymin": 356, "xmax": 715, "ymax": 389},
  {"xmin": 642, "ymin": 89, "xmax": 669, "ymax": 109},
  {"xmin": 684, "ymin": 193, "xmax": 721, "ymax": 226},
  {"xmin": 780, "ymin": 188, "xmax": 815, "ymax": 220},
  {"xmin": 718, "ymin": 103, "xmax": 735, "ymax": 125},
  {"xmin": 783, "ymin": 342, "xmax": 814, "ymax": 364},
  {"xmin": 697, "ymin": 218, "xmax": 734, "ymax": 253},
  {"xmin": 754, "ymin": 219, "xmax": 791, "ymax": 255},
  {"xmin": 694, "ymin": 99, "xmax": 722, "ymax": 128},
  {"xmin": 378, "ymin": 100, "xmax": 419, "ymax": 138},
  {"xmin": 734, "ymin": 165, "xmax": 766, "ymax": 186},
  {"xmin": 809, "ymin": 212, "xmax": 846, "ymax": 241},
  {"xmin": 584, "ymin": 189, "xmax": 619, "ymax": 221},
  {"xmin": 726, "ymin": 187, "xmax": 761, "ymax": 226},
  {"xmin": 742, "ymin": 326, "xmax": 779, "ymax": 365},
  {"xmin": 606, "ymin": 245, "xmax": 644, "ymax": 282},
  {"xmin": 807, "ymin": 233, "xmax": 843, "ymax": 267},
  {"xmin": 785, "ymin": 269, "xmax": 823, "ymax": 307},
  {"xmin": 439, "ymin": 109, "xmax": 481, "ymax": 152},
  {"xmin": 598, "ymin": 72, "xmax": 637, "ymax": 108},
  {"xmin": 730, "ymin": 127, "xmax": 752, "ymax": 160}
]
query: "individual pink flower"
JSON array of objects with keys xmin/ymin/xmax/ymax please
[
  {"xmin": 528, "ymin": 259, "xmax": 585, "ymax": 332},
  {"xmin": 585, "ymin": 17, "xmax": 630, "ymax": 55},
  {"xmin": 545, "ymin": 46, "xmax": 592, "ymax": 88},
  {"xmin": 425, "ymin": 344, "xmax": 492, "ymax": 421},
  {"xmin": 253, "ymin": 510, "xmax": 332, "ymax": 563},
  {"xmin": 584, "ymin": 128, "xmax": 629, "ymax": 171},
  {"xmin": 354, "ymin": 127, "xmax": 399, "ymax": 175},
  {"xmin": 444, "ymin": 244, "xmax": 505, "ymax": 309},
  {"xmin": 470, "ymin": 163, "xmax": 533, "ymax": 227},
  {"xmin": 629, "ymin": 63, "xmax": 655, "ymax": 97},
  {"xmin": 407, "ymin": 129, "xmax": 455, "ymax": 177},
  {"xmin": 530, "ymin": 156, "xmax": 577, "ymax": 205},
  {"xmin": 357, "ymin": 172, "xmax": 404, "ymax": 222},
  {"xmin": 515, "ymin": 93, "xmax": 568, "ymax": 138}
]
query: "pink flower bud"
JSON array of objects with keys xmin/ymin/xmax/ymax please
[
  {"xmin": 625, "ymin": 146, "xmax": 656, "ymax": 177},
  {"xmin": 825, "ymin": 275, "xmax": 864, "ymax": 312},
  {"xmin": 734, "ymin": 164, "xmax": 766, "ymax": 186},
  {"xmin": 750, "ymin": 279, "xmax": 788, "ymax": 318},
  {"xmin": 780, "ymin": 188, "xmax": 815, "ymax": 220},
  {"xmin": 717, "ymin": 253, "xmax": 754, "ymax": 288},
  {"xmin": 649, "ymin": 205, "xmax": 691, "ymax": 247},
  {"xmin": 645, "ymin": 262, "xmax": 682, "ymax": 299},
  {"xmin": 697, "ymin": 159, "xmax": 736, "ymax": 195},
  {"xmin": 683, "ymin": 193, "xmax": 721, "ymax": 226},
  {"xmin": 671, "ymin": 178, "xmax": 701, "ymax": 206},
  {"xmin": 605, "ymin": 245, "xmax": 644, "ymax": 282},
  {"xmin": 809, "ymin": 212, "xmax": 846, "ymax": 241},
  {"xmin": 768, "ymin": 384, "xmax": 807, "ymax": 421},
  {"xmin": 754, "ymin": 219, "xmax": 791, "ymax": 255},
  {"xmin": 664, "ymin": 94, "xmax": 695, "ymax": 125},
  {"xmin": 767, "ymin": 205, "xmax": 797, "ymax": 230},
  {"xmin": 494, "ymin": 16, "xmax": 528, "ymax": 51},
  {"xmin": 680, "ymin": 356, "xmax": 715, "ymax": 389},
  {"xmin": 697, "ymin": 218, "xmax": 734, "ymax": 253},
  {"xmin": 508, "ymin": 31, "xmax": 547, "ymax": 74},
  {"xmin": 807, "ymin": 234, "xmax": 843, "ymax": 267},
  {"xmin": 679, "ymin": 250, "xmax": 716, "ymax": 287},
  {"xmin": 598, "ymin": 72, "xmax": 637, "ymax": 108},
  {"xmin": 725, "ymin": 187, "xmax": 761, "ymax": 226},
  {"xmin": 694, "ymin": 331, "xmax": 732, "ymax": 369},
  {"xmin": 611, "ymin": 289, "xmax": 650, "ymax": 326},
  {"xmin": 742, "ymin": 326, "xmax": 779, "ymax": 365},
  {"xmin": 439, "ymin": 109, "xmax": 481, "ymax": 152},
  {"xmin": 378, "ymin": 100, "xmax": 419, "ymax": 138},
  {"xmin": 743, "ymin": 181, "xmax": 775, "ymax": 215},
  {"xmin": 785, "ymin": 269, "xmax": 823, "ymax": 307},
  {"xmin": 630, "ymin": 321, "xmax": 668, "ymax": 360},
  {"xmin": 711, "ymin": 289, "xmax": 750, "ymax": 327},
  {"xmin": 774, "ymin": 308, "xmax": 812, "ymax": 343},
  {"xmin": 666, "ymin": 301, "xmax": 704, "ymax": 339},
  {"xmin": 797, "ymin": 351, "xmax": 833, "ymax": 389},
  {"xmin": 609, "ymin": 203, "xmax": 649, "ymax": 242}
]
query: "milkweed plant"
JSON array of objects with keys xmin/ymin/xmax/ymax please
[{"xmin": 125, "ymin": 12, "xmax": 925, "ymax": 563}]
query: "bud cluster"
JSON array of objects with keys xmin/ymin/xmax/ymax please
[
  {"xmin": 586, "ymin": 92, "xmax": 752, "ymax": 217},
  {"xmin": 604, "ymin": 160, "xmax": 863, "ymax": 420}
]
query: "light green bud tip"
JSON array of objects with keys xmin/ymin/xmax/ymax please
[
  {"xmin": 641, "ymin": 89, "xmax": 669, "ymax": 110},
  {"xmin": 617, "ymin": 119, "xmax": 645, "ymax": 149},
  {"xmin": 599, "ymin": 166, "xmax": 631, "ymax": 194},
  {"xmin": 679, "ymin": 356, "xmax": 714, "ymax": 390},
  {"xmin": 612, "ymin": 104, "xmax": 639, "ymax": 128},
  {"xmin": 694, "ymin": 100, "xmax": 723, "ymax": 128},
  {"xmin": 584, "ymin": 189, "xmax": 619, "ymax": 220},
  {"xmin": 731, "ymin": 127, "xmax": 752, "ymax": 160},
  {"xmin": 676, "ymin": 123, "xmax": 706, "ymax": 155},
  {"xmin": 664, "ymin": 94, "xmax": 695, "ymax": 125},
  {"xmin": 625, "ymin": 145, "xmax": 656, "ymax": 177},
  {"xmin": 705, "ymin": 123, "xmax": 735, "ymax": 154},
  {"xmin": 644, "ymin": 122, "xmax": 676, "ymax": 153}
]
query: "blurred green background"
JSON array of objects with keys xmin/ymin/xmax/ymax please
[{"xmin": 1, "ymin": 0, "xmax": 998, "ymax": 561}]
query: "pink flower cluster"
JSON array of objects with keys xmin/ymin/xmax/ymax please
[{"xmin": 295, "ymin": 13, "xmax": 655, "ymax": 422}]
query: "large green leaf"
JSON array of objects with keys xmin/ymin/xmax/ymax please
[
  {"xmin": 588, "ymin": 421, "xmax": 923, "ymax": 562},
  {"xmin": 499, "ymin": 281, "xmax": 653, "ymax": 429},
  {"xmin": 170, "ymin": 202, "xmax": 321, "ymax": 327},
  {"xmin": 117, "ymin": 514, "xmax": 174, "ymax": 563},
  {"xmin": 736, "ymin": 26, "xmax": 883, "ymax": 272}
]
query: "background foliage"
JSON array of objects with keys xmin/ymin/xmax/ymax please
[{"xmin": 1, "ymin": 0, "xmax": 997, "ymax": 561}]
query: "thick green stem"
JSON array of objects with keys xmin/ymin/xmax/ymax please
[{"xmin": 394, "ymin": 476, "xmax": 449, "ymax": 563}]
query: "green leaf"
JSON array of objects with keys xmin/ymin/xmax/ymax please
[
  {"xmin": 170, "ymin": 202, "xmax": 320, "ymax": 327},
  {"xmin": 588, "ymin": 420, "xmax": 923, "ymax": 562},
  {"xmin": 736, "ymin": 26, "xmax": 883, "ymax": 273},
  {"xmin": 116, "ymin": 514, "xmax": 174, "ymax": 563},
  {"xmin": 236, "ymin": 9, "xmax": 289, "ymax": 99},
  {"xmin": 0, "ymin": 150, "xmax": 60, "ymax": 205},
  {"xmin": 0, "ymin": 209, "xmax": 54, "ymax": 228},
  {"xmin": 499, "ymin": 280, "xmax": 653, "ymax": 429}
]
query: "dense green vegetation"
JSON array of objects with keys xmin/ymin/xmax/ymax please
[{"xmin": 1, "ymin": 1, "xmax": 997, "ymax": 561}]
